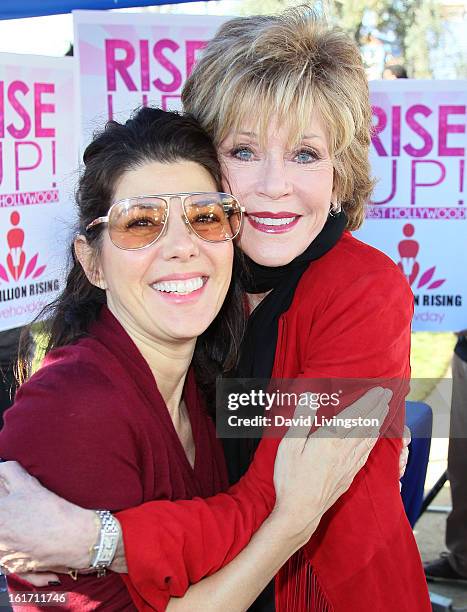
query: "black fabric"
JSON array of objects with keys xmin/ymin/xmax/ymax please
[
  {"xmin": 236, "ymin": 211, "xmax": 347, "ymax": 381},
  {"xmin": 222, "ymin": 211, "xmax": 347, "ymax": 612},
  {"xmin": 0, "ymin": 365, "xmax": 16, "ymax": 429},
  {"xmin": 455, "ymin": 335, "xmax": 467, "ymax": 363},
  {"xmin": 0, "ymin": 327, "xmax": 23, "ymax": 365},
  {"xmin": 223, "ymin": 211, "xmax": 347, "ymax": 483}
]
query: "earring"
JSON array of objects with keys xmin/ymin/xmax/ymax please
[{"xmin": 329, "ymin": 201, "xmax": 342, "ymax": 216}]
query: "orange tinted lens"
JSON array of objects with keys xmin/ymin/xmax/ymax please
[
  {"xmin": 109, "ymin": 199, "xmax": 167, "ymax": 249},
  {"xmin": 185, "ymin": 194, "xmax": 241, "ymax": 241}
]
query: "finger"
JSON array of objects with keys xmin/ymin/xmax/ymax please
[
  {"xmin": 346, "ymin": 401, "xmax": 390, "ymax": 441},
  {"xmin": 14, "ymin": 572, "xmax": 61, "ymax": 587},
  {"xmin": 314, "ymin": 395, "xmax": 389, "ymax": 441},
  {"xmin": 0, "ymin": 461, "xmax": 32, "ymax": 492},
  {"xmin": 336, "ymin": 387, "xmax": 392, "ymax": 423},
  {"xmin": 284, "ymin": 400, "xmax": 313, "ymax": 440},
  {"xmin": 399, "ymin": 446, "xmax": 409, "ymax": 477},
  {"xmin": 403, "ymin": 425, "xmax": 411, "ymax": 447},
  {"xmin": 0, "ymin": 480, "xmax": 9, "ymax": 498}
]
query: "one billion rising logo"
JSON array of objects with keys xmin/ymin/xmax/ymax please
[
  {"xmin": 397, "ymin": 223, "xmax": 445, "ymax": 290},
  {"xmin": 0, "ymin": 212, "xmax": 47, "ymax": 284}
]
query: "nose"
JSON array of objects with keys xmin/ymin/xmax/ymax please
[
  {"xmin": 159, "ymin": 198, "xmax": 200, "ymax": 261},
  {"xmin": 256, "ymin": 157, "xmax": 293, "ymax": 200}
]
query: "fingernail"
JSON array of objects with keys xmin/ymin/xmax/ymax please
[
  {"xmin": 48, "ymin": 581, "xmax": 61, "ymax": 586},
  {"xmin": 384, "ymin": 389, "xmax": 393, "ymax": 401}
]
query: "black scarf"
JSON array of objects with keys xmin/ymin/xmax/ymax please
[
  {"xmin": 222, "ymin": 212, "xmax": 347, "ymax": 612},
  {"xmin": 238, "ymin": 211, "xmax": 347, "ymax": 378},
  {"xmin": 222, "ymin": 211, "xmax": 347, "ymax": 484}
]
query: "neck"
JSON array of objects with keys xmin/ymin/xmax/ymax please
[
  {"xmin": 107, "ymin": 303, "xmax": 195, "ymax": 417},
  {"xmin": 247, "ymin": 290, "xmax": 272, "ymax": 313}
]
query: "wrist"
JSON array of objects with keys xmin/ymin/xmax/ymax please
[
  {"xmin": 65, "ymin": 504, "xmax": 100, "ymax": 570},
  {"xmin": 267, "ymin": 508, "xmax": 319, "ymax": 552},
  {"xmin": 89, "ymin": 510, "xmax": 121, "ymax": 574},
  {"xmin": 109, "ymin": 525, "xmax": 127, "ymax": 574}
]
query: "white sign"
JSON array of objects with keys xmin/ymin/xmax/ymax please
[
  {"xmin": 0, "ymin": 53, "xmax": 77, "ymax": 331},
  {"xmin": 355, "ymin": 80, "xmax": 466, "ymax": 331},
  {"xmin": 74, "ymin": 10, "xmax": 227, "ymax": 148}
]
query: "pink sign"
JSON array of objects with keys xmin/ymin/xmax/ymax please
[
  {"xmin": 356, "ymin": 80, "xmax": 466, "ymax": 331},
  {"xmin": 0, "ymin": 53, "xmax": 76, "ymax": 331},
  {"xmin": 74, "ymin": 11, "xmax": 227, "ymax": 147}
]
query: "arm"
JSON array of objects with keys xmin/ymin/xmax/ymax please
[
  {"xmin": 0, "ymin": 388, "xmax": 389, "ymax": 611},
  {"xmin": 286, "ymin": 264, "xmax": 414, "ymax": 599},
  {"xmin": 113, "ymin": 263, "xmax": 412, "ymax": 601},
  {"xmin": 132, "ymin": 391, "xmax": 388, "ymax": 611},
  {"xmin": 0, "ymin": 363, "xmax": 143, "ymax": 571},
  {"xmin": 116, "ymin": 435, "xmax": 277, "ymax": 605},
  {"xmin": 165, "ymin": 511, "xmax": 307, "ymax": 612},
  {"xmin": 0, "ymin": 265, "xmax": 411, "ymax": 605}
]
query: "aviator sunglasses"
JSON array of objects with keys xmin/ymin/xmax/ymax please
[{"xmin": 86, "ymin": 192, "xmax": 245, "ymax": 250}]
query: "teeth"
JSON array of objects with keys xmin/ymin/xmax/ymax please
[
  {"xmin": 152, "ymin": 277, "xmax": 204, "ymax": 294},
  {"xmin": 250, "ymin": 215, "xmax": 297, "ymax": 226}
]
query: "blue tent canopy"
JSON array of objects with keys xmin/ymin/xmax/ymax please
[{"xmin": 1, "ymin": 0, "xmax": 210, "ymax": 20}]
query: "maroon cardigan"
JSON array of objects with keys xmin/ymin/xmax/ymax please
[
  {"xmin": 118, "ymin": 232, "xmax": 431, "ymax": 611},
  {"xmin": 0, "ymin": 308, "xmax": 228, "ymax": 610}
]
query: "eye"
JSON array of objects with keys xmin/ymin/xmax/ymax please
[
  {"xmin": 293, "ymin": 148, "xmax": 319, "ymax": 164},
  {"xmin": 193, "ymin": 213, "xmax": 221, "ymax": 224},
  {"xmin": 126, "ymin": 217, "xmax": 156, "ymax": 228},
  {"xmin": 231, "ymin": 146, "xmax": 255, "ymax": 162}
]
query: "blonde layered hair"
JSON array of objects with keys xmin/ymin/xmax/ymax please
[{"xmin": 182, "ymin": 7, "xmax": 374, "ymax": 230}]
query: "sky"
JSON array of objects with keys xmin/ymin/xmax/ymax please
[
  {"xmin": 0, "ymin": 2, "xmax": 238, "ymax": 57},
  {"xmin": 0, "ymin": 14, "xmax": 74, "ymax": 56}
]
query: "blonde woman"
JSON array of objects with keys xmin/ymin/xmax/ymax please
[{"xmin": 0, "ymin": 9, "xmax": 428, "ymax": 612}]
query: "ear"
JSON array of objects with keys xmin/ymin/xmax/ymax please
[{"xmin": 74, "ymin": 235, "xmax": 107, "ymax": 290}]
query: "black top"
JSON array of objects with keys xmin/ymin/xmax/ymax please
[
  {"xmin": 455, "ymin": 335, "xmax": 467, "ymax": 363},
  {"xmin": 0, "ymin": 328, "xmax": 23, "ymax": 365},
  {"xmin": 224, "ymin": 212, "xmax": 347, "ymax": 612}
]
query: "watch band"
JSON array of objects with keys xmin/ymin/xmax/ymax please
[{"xmin": 90, "ymin": 510, "xmax": 121, "ymax": 575}]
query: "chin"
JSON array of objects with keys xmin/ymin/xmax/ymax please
[
  {"xmin": 242, "ymin": 244, "xmax": 302, "ymax": 267},
  {"xmin": 241, "ymin": 228, "xmax": 324, "ymax": 267},
  {"xmin": 165, "ymin": 319, "xmax": 212, "ymax": 341},
  {"xmin": 253, "ymin": 254, "xmax": 295, "ymax": 267}
]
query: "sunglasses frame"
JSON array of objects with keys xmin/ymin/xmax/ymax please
[{"xmin": 85, "ymin": 192, "xmax": 245, "ymax": 251}]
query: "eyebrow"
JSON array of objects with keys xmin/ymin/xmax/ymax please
[
  {"xmin": 302, "ymin": 133, "xmax": 321, "ymax": 140},
  {"xmin": 237, "ymin": 131, "xmax": 258, "ymax": 138},
  {"xmin": 236, "ymin": 131, "xmax": 322, "ymax": 141}
]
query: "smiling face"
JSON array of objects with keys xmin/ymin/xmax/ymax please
[
  {"xmin": 218, "ymin": 114, "xmax": 334, "ymax": 267},
  {"xmin": 84, "ymin": 160, "xmax": 233, "ymax": 347}
]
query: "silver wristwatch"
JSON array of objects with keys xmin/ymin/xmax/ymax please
[{"xmin": 90, "ymin": 510, "xmax": 121, "ymax": 576}]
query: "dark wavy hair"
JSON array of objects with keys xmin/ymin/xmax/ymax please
[{"xmin": 18, "ymin": 107, "xmax": 246, "ymax": 407}]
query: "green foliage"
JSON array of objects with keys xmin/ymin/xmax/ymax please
[
  {"xmin": 237, "ymin": 0, "xmax": 443, "ymax": 78},
  {"xmin": 377, "ymin": 0, "xmax": 442, "ymax": 78}
]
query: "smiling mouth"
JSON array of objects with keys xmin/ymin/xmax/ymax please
[
  {"xmin": 247, "ymin": 213, "xmax": 300, "ymax": 233},
  {"xmin": 151, "ymin": 276, "xmax": 207, "ymax": 295},
  {"xmin": 249, "ymin": 215, "xmax": 299, "ymax": 227}
]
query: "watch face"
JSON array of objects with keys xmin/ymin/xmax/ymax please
[{"xmin": 91, "ymin": 511, "xmax": 121, "ymax": 570}]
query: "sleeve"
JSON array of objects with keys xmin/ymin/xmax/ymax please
[
  {"xmin": 290, "ymin": 265, "xmax": 414, "ymax": 593},
  {"xmin": 119, "ymin": 264, "xmax": 412, "ymax": 610},
  {"xmin": 0, "ymin": 363, "xmax": 143, "ymax": 510},
  {"xmin": 118, "ymin": 437, "xmax": 277, "ymax": 610}
]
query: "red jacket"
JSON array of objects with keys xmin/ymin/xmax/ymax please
[
  {"xmin": 118, "ymin": 232, "xmax": 431, "ymax": 611},
  {"xmin": 0, "ymin": 309, "xmax": 228, "ymax": 610}
]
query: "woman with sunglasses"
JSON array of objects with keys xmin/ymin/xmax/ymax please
[{"xmin": 0, "ymin": 107, "xmax": 389, "ymax": 610}]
